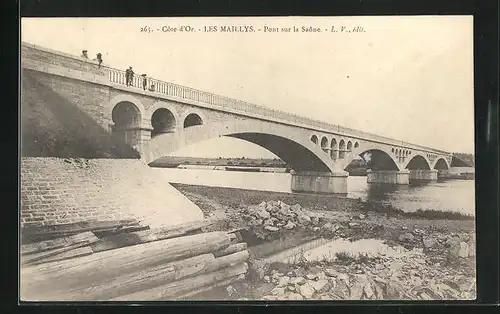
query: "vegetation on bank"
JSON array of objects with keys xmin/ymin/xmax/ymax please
[{"xmin": 360, "ymin": 200, "xmax": 474, "ymax": 221}]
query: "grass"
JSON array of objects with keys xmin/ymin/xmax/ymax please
[{"xmin": 361, "ymin": 200, "xmax": 474, "ymax": 221}]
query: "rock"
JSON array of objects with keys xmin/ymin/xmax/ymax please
[
  {"xmin": 276, "ymin": 223, "xmax": 284, "ymax": 227},
  {"xmin": 277, "ymin": 276, "xmax": 290, "ymax": 287},
  {"xmin": 399, "ymin": 232, "xmax": 415, "ymax": 242},
  {"xmin": 291, "ymin": 204, "xmax": 302, "ymax": 212},
  {"xmin": 330, "ymin": 280, "xmax": 350, "ymax": 299},
  {"xmin": 386, "ymin": 281, "xmax": 404, "ymax": 299},
  {"xmin": 338, "ymin": 273, "xmax": 349, "ymax": 284},
  {"xmin": 298, "ymin": 214, "xmax": 312, "ymax": 224},
  {"xmin": 458, "ymin": 242, "xmax": 469, "ymax": 258},
  {"xmin": 311, "ymin": 279, "xmax": 330, "ymax": 294},
  {"xmin": 313, "ymin": 227, "xmax": 320, "ymax": 232},
  {"xmin": 263, "ymin": 276, "xmax": 270, "ymax": 283},
  {"xmin": 264, "ymin": 219, "xmax": 274, "ymax": 226},
  {"xmin": 348, "ymin": 222, "xmax": 359, "ymax": 228},
  {"xmin": 284, "ymin": 221, "xmax": 296, "ymax": 230},
  {"xmin": 325, "ymin": 268, "xmax": 340, "ymax": 277},
  {"xmin": 290, "ymin": 276, "xmax": 306, "ymax": 285},
  {"xmin": 306, "ymin": 273, "xmax": 318, "ymax": 280},
  {"xmin": 264, "ymin": 226, "xmax": 280, "ymax": 232},
  {"xmin": 375, "ymin": 263, "xmax": 385, "ymax": 270},
  {"xmin": 287, "ymin": 285, "xmax": 296, "ymax": 292},
  {"xmin": 317, "ymin": 271, "xmax": 328, "ymax": 280},
  {"xmin": 311, "ymin": 216, "xmax": 320, "ymax": 225},
  {"xmin": 298, "ymin": 282, "xmax": 316, "ymax": 299},
  {"xmin": 358, "ymin": 213, "xmax": 366, "ymax": 219},
  {"xmin": 287, "ymin": 293, "xmax": 304, "ymax": 300},
  {"xmin": 226, "ymin": 285, "xmax": 239, "ymax": 298},
  {"xmin": 271, "ymin": 287, "xmax": 286, "ymax": 296},
  {"xmin": 363, "ymin": 282, "xmax": 375, "ymax": 299}
]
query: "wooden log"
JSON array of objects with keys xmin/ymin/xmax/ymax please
[
  {"xmin": 21, "ymin": 231, "xmax": 97, "ymax": 255},
  {"xmin": 89, "ymin": 219, "xmax": 217, "ymax": 253},
  {"xmin": 61, "ymin": 253, "xmax": 216, "ymax": 301},
  {"xmin": 21, "ymin": 234, "xmax": 99, "ymax": 265},
  {"xmin": 25, "ymin": 249, "xmax": 249, "ymax": 301},
  {"xmin": 29, "ymin": 246, "xmax": 93, "ymax": 265},
  {"xmin": 92, "ymin": 225, "xmax": 150, "ymax": 237},
  {"xmin": 176, "ymin": 275, "xmax": 242, "ymax": 300},
  {"xmin": 111, "ymin": 262, "xmax": 249, "ymax": 301},
  {"xmin": 20, "ymin": 231, "xmax": 232, "ymax": 301},
  {"xmin": 213, "ymin": 243, "xmax": 248, "ymax": 258},
  {"xmin": 21, "ymin": 219, "xmax": 139, "ymax": 242}
]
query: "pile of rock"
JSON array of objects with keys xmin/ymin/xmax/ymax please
[
  {"xmin": 259, "ymin": 254, "xmax": 476, "ymax": 300},
  {"xmin": 396, "ymin": 228, "xmax": 476, "ymax": 259},
  {"xmin": 240, "ymin": 201, "xmax": 322, "ymax": 239}
]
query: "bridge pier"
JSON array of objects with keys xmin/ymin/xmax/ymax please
[
  {"xmin": 290, "ymin": 170, "xmax": 348, "ymax": 194},
  {"xmin": 409, "ymin": 169, "xmax": 438, "ymax": 181},
  {"xmin": 366, "ymin": 169, "xmax": 410, "ymax": 185}
]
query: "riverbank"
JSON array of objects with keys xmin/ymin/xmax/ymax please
[{"xmin": 172, "ymin": 183, "xmax": 476, "ymax": 300}]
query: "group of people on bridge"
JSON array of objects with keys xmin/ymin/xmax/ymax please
[
  {"xmin": 125, "ymin": 67, "xmax": 156, "ymax": 92},
  {"xmin": 81, "ymin": 50, "xmax": 103, "ymax": 68}
]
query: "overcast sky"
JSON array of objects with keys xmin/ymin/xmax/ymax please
[{"xmin": 21, "ymin": 16, "xmax": 474, "ymax": 158}]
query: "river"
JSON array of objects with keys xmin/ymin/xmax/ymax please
[{"xmin": 153, "ymin": 168, "xmax": 475, "ymax": 216}]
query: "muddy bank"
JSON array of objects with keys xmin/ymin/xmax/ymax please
[{"xmin": 172, "ymin": 184, "xmax": 476, "ymax": 300}]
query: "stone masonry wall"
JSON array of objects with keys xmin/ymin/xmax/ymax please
[{"xmin": 20, "ymin": 157, "xmax": 204, "ymax": 229}]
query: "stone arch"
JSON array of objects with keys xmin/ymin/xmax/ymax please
[
  {"xmin": 148, "ymin": 101, "xmax": 181, "ymax": 126},
  {"xmin": 405, "ymin": 154, "xmax": 431, "ymax": 170},
  {"xmin": 330, "ymin": 138, "xmax": 338, "ymax": 160},
  {"xmin": 434, "ymin": 157, "xmax": 450, "ymax": 170},
  {"xmin": 347, "ymin": 141, "xmax": 353, "ymax": 152},
  {"xmin": 151, "ymin": 108, "xmax": 177, "ymax": 137},
  {"xmin": 183, "ymin": 112, "xmax": 204, "ymax": 128},
  {"xmin": 358, "ymin": 149, "xmax": 400, "ymax": 171},
  {"xmin": 311, "ymin": 134, "xmax": 318, "ymax": 144},
  {"xmin": 106, "ymin": 95, "xmax": 147, "ymax": 128},
  {"xmin": 320, "ymin": 136, "xmax": 329, "ymax": 153},
  {"xmin": 110, "ymin": 101, "xmax": 142, "ymax": 146},
  {"xmin": 339, "ymin": 139, "xmax": 346, "ymax": 159},
  {"xmin": 141, "ymin": 121, "xmax": 337, "ymax": 173},
  {"xmin": 354, "ymin": 142, "xmax": 359, "ymax": 148},
  {"xmin": 341, "ymin": 143, "xmax": 402, "ymax": 171}
]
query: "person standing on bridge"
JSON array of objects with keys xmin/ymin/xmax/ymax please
[
  {"xmin": 126, "ymin": 67, "xmax": 134, "ymax": 86},
  {"xmin": 141, "ymin": 74, "xmax": 148, "ymax": 91},
  {"xmin": 96, "ymin": 53, "xmax": 103, "ymax": 68},
  {"xmin": 81, "ymin": 50, "xmax": 89, "ymax": 59}
]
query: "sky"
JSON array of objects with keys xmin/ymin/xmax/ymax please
[{"xmin": 21, "ymin": 16, "xmax": 475, "ymax": 158}]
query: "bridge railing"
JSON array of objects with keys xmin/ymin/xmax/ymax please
[{"xmin": 106, "ymin": 68, "xmax": 447, "ymax": 154}]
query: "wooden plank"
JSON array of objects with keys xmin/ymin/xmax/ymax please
[
  {"xmin": 21, "ymin": 219, "xmax": 139, "ymax": 242},
  {"xmin": 89, "ymin": 219, "xmax": 217, "ymax": 253},
  {"xmin": 21, "ymin": 231, "xmax": 97, "ymax": 255},
  {"xmin": 92, "ymin": 225, "xmax": 150, "ymax": 237},
  {"xmin": 30, "ymin": 246, "xmax": 93, "ymax": 265},
  {"xmin": 21, "ymin": 233, "xmax": 99, "ymax": 265},
  {"xmin": 111, "ymin": 262, "xmax": 249, "ymax": 301},
  {"xmin": 20, "ymin": 231, "xmax": 232, "ymax": 301},
  {"xmin": 213, "ymin": 243, "xmax": 248, "ymax": 258}
]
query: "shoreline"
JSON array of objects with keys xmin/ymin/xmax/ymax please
[{"xmin": 172, "ymin": 183, "xmax": 476, "ymax": 300}]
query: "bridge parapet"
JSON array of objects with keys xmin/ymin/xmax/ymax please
[{"xmin": 22, "ymin": 41, "xmax": 450, "ymax": 157}]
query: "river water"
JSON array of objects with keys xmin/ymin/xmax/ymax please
[{"xmin": 153, "ymin": 168, "xmax": 475, "ymax": 216}]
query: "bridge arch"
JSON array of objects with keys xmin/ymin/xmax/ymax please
[
  {"xmin": 106, "ymin": 95, "xmax": 147, "ymax": 128},
  {"xmin": 141, "ymin": 120, "xmax": 337, "ymax": 173},
  {"xmin": 341, "ymin": 143, "xmax": 401, "ymax": 171},
  {"xmin": 405, "ymin": 154, "xmax": 431, "ymax": 170},
  {"xmin": 339, "ymin": 139, "xmax": 346, "ymax": 159},
  {"xmin": 310, "ymin": 134, "xmax": 319, "ymax": 144},
  {"xmin": 433, "ymin": 157, "xmax": 450, "ymax": 170},
  {"xmin": 330, "ymin": 138, "xmax": 338, "ymax": 160},
  {"xmin": 320, "ymin": 136, "xmax": 329, "ymax": 153},
  {"xmin": 183, "ymin": 112, "xmax": 204, "ymax": 128}
]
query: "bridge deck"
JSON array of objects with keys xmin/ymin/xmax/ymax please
[{"xmin": 21, "ymin": 41, "xmax": 450, "ymax": 156}]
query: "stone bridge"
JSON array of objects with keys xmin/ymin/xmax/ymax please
[{"xmin": 21, "ymin": 42, "xmax": 457, "ymax": 194}]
